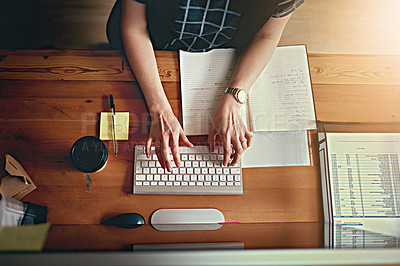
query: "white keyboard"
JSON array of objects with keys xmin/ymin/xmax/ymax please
[{"xmin": 133, "ymin": 145, "xmax": 243, "ymax": 195}]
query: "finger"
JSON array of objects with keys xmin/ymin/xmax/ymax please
[
  {"xmin": 245, "ymin": 130, "xmax": 253, "ymax": 148},
  {"xmin": 154, "ymin": 140, "xmax": 166, "ymax": 169},
  {"xmin": 170, "ymin": 133, "xmax": 181, "ymax": 168},
  {"xmin": 145, "ymin": 137, "xmax": 153, "ymax": 158},
  {"xmin": 221, "ymin": 132, "xmax": 232, "ymax": 166},
  {"xmin": 208, "ymin": 126, "xmax": 217, "ymax": 152},
  {"xmin": 240, "ymin": 137, "xmax": 248, "ymax": 150},
  {"xmin": 231, "ymin": 136, "xmax": 244, "ymax": 166},
  {"xmin": 180, "ymin": 130, "xmax": 193, "ymax": 148},
  {"xmin": 161, "ymin": 136, "xmax": 172, "ymax": 172}
]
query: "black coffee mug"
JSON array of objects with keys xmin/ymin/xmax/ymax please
[{"xmin": 70, "ymin": 136, "xmax": 108, "ymax": 173}]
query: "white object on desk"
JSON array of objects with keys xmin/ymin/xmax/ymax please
[
  {"xmin": 242, "ymin": 130, "xmax": 311, "ymax": 168},
  {"xmin": 179, "ymin": 45, "xmax": 316, "ymax": 135},
  {"xmin": 150, "ymin": 208, "xmax": 225, "ymax": 231},
  {"xmin": 319, "ymin": 132, "xmax": 400, "ymax": 248}
]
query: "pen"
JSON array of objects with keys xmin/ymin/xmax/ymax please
[{"xmin": 110, "ymin": 94, "xmax": 118, "ymax": 157}]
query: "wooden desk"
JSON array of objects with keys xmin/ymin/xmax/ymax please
[{"xmin": 0, "ymin": 50, "xmax": 399, "ymax": 250}]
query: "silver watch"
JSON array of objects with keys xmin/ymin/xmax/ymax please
[{"xmin": 224, "ymin": 87, "xmax": 247, "ymax": 104}]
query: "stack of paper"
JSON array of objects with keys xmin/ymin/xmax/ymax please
[{"xmin": 179, "ymin": 45, "xmax": 316, "ymax": 167}]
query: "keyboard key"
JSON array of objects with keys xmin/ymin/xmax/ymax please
[
  {"xmin": 136, "ymin": 175, "xmax": 145, "ymax": 181},
  {"xmin": 138, "ymin": 154, "xmax": 150, "ymax": 160},
  {"xmin": 231, "ymin": 168, "xmax": 241, "ymax": 174}
]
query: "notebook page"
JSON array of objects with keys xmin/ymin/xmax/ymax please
[
  {"xmin": 248, "ymin": 45, "xmax": 316, "ymax": 131},
  {"xmin": 180, "ymin": 49, "xmax": 239, "ymax": 135}
]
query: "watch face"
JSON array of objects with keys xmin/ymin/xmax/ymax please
[{"xmin": 237, "ymin": 90, "xmax": 247, "ymax": 103}]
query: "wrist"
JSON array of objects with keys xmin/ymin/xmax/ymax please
[
  {"xmin": 148, "ymin": 101, "xmax": 173, "ymax": 117},
  {"xmin": 220, "ymin": 93, "xmax": 243, "ymax": 110}
]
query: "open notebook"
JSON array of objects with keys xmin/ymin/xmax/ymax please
[{"xmin": 179, "ymin": 45, "xmax": 316, "ymax": 136}]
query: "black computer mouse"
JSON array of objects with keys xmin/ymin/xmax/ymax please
[{"xmin": 101, "ymin": 213, "xmax": 145, "ymax": 229}]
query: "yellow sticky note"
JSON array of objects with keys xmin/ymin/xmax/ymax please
[
  {"xmin": 99, "ymin": 112, "xmax": 130, "ymax": 140},
  {"xmin": 0, "ymin": 223, "xmax": 51, "ymax": 251}
]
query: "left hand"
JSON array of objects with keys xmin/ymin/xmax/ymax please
[{"xmin": 208, "ymin": 94, "xmax": 253, "ymax": 166}]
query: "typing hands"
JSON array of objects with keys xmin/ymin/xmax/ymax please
[
  {"xmin": 208, "ymin": 94, "xmax": 252, "ymax": 166},
  {"xmin": 145, "ymin": 110, "xmax": 193, "ymax": 172},
  {"xmin": 147, "ymin": 94, "xmax": 252, "ymax": 170}
]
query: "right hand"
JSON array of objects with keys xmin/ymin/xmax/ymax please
[{"xmin": 145, "ymin": 110, "xmax": 193, "ymax": 172}]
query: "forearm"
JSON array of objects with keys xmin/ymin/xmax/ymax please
[
  {"xmin": 121, "ymin": 25, "xmax": 171, "ymax": 115},
  {"xmin": 229, "ymin": 16, "xmax": 291, "ymax": 93},
  {"xmin": 228, "ymin": 37, "xmax": 279, "ymax": 92}
]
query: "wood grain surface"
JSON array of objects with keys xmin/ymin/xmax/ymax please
[{"xmin": 1, "ymin": 49, "xmax": 399, "ymax": 249}]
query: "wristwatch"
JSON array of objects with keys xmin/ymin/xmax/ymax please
[{"xmin": 224, "ymin": 87, "xmax": 247, "ymax": 104}]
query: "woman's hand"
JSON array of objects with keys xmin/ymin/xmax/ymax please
[
  {"xmin": 208, "ymin": 94, "xmax": 253, "ymax": 166},
  {"xmin": 145, "ymin": 109, "xmax": 193, "ymax": 172}
]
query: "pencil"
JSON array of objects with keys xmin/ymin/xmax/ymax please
[{"xmin": 110, "ymin": 94, "xmax": 118, "ymax": 157}]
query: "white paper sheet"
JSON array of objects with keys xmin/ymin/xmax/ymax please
[
  {"xmin": 248, "ymin": 45, "xmax": 316, "ymax": 131},
  {"xmin": 180, "ymin": 49, "xmax": 238, "ymax": 135},
  {"xmin": 241, "ymin": 130, "xmax": 311, "ymax": 168},
  {"xmin": 179, "ymin": 45, "xmax": 316, "ymax": 135},
  {"xmin": 326, "ymin": 133, "xmax": 400, "ymax": 237}
]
